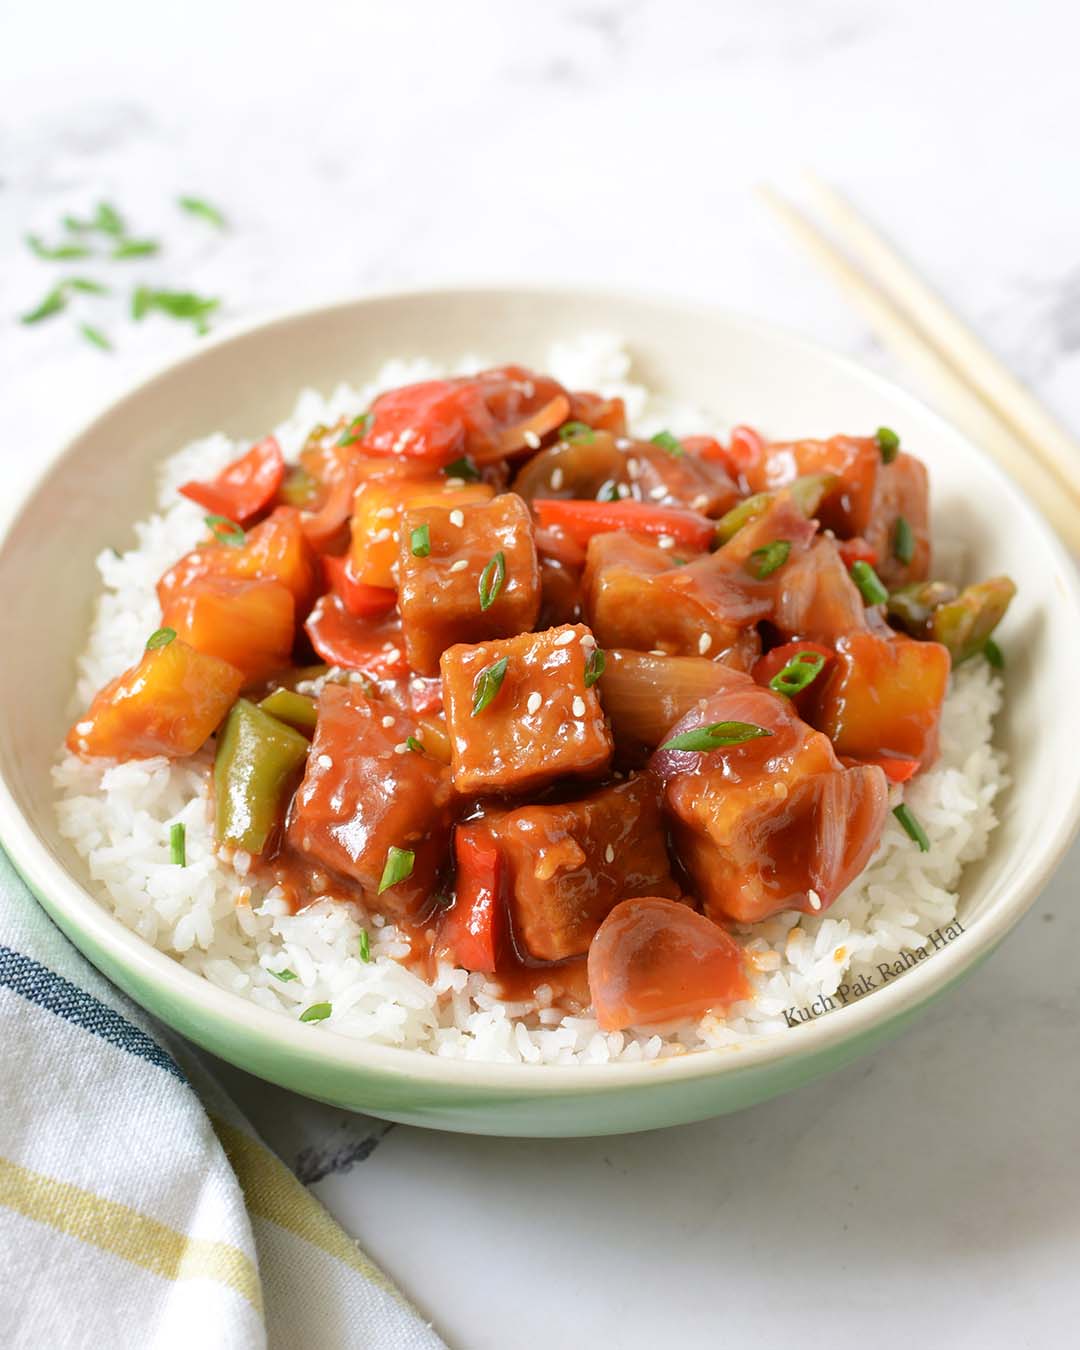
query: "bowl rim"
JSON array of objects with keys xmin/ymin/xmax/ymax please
[{"xmin": 3, "ymin": 280, "xmax": 1080, "ymax": 1096}]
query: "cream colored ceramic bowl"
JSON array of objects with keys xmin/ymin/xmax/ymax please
[{"xmin": 2, "ymin": 286, "xmax": 1078, "ymax": 1136}]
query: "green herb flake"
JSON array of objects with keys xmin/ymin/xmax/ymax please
[
  {"xmin": 67, "ymin": 278, "xmax": 110, "ymax": 295},
  {"xmin": 271, "ymin": 968, "xmax": 298, "ymax": 982},
  {"xmin": 25, "ymin": 234, "xmax": 91, "ymax": 261},
  {"xmin": 410, "ymin": 523, "xmax": 431, "ymax": 558},
  {"xmin": 20, "ymin": 286, "xmax": 68, "ymax": 325},
  {"xmin": 132, "ymin": 287, "xmax": 220, "ymax": 332},
  {"xmin": 892, "ymin": 515, "xmax": 915, "ymax": 566},
  {"xmin": 169, "ymin": 822, "xmax": 186, "ymax": 866},
  {"xmin": 747, "ymin": 539, "xmax": 791, "ymax": 580},
  {"xmin": 851, "ymin": 559, "xmax": 890, "ymax": 605},
  {"xmin": 598, "ymin": 479, "xmax": 623, "ymax": 502},
  {"xmin": 145, "ymin": 626, "xmax": 177, "ymax": 650},
  {"xmin": 584, "ymin": 647, "xmax": 606, "ymax": 688},
  {"xmin": 405, "ymin": 735, "xmax": 425, "ymax": 754},
  {"xmin": 984, "ymin": 637, "xmax": 1005, "ymax": 669},
  {"xmin": 358, "ymin": 929, "xmax": 372, "ymax": 963},
  {"xmin": 299, "ymin": 1002, "xmax": 333, "ymax": 1023},
  {"xmin": 94, "ymin": 202, "xmax": 126, "ymax": 236},
  {"xmin": 471, "ymin": 655, "xmax": 509, "ymax": 716},
  {"xmin": 768, "ymin": 650, "xmax": 826, "ymax": 697},
  {"xmin": 178, "ymin": 195, "xmax": 228, "ymax": 229},
  {"xmin": 650, "ymin": 429, "xmax": 685, "ymax": 457},
  {"xmin": 444, "ymin": 456, "xmax": 481, "ymax": 482},
  {"xmin": 111, "ymin": 238, "xmax": 160, "ymax": 260},
  {"xmin": 478, "ymin": 550, "xmax": 506, "ymax": 611},
  {"xmin": 661, "ymin": 720, "xmax": 773, "ymax": 752},
  {"xmin": 79, "ymin": 323, "xmax": 112, "ymax": 351},
  {"xmin": 378, "ymin": 846, "xmax": 416, "ymax": 894},
  {"xmin": 336, "ymin": 413, "xmax": 372, "ymax": 447},
  {"xmin": 557, "ymin": 421, "xmax": 595, "ymax": 444},
  {"xmin": 893, "ymin": 803, "xmax": 930, "ymax": 852},
  {"xmin": 875, "ymin": 426, "xmax": 901, "ymax": 464},
  {"xmin": 204, "ymin": 514, "xmax": 246, "ymax": 548}
]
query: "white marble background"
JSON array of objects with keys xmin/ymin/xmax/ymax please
[{"xmin": 3, "ymin": 2, "xmax": 1079, "ymax": 1347}]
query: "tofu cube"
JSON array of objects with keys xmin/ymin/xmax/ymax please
[
  {"xmin": 440, "ymin": 623, "xmax": 613, "ymax": 795},
  {"xmin": 398, "ymin": 493, "xmax": 541, "ymax": 676}
]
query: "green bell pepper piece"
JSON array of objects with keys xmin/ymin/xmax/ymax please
[{"xmin": 214, "ymin": 699, "xmax": 310, "ymax": 854}]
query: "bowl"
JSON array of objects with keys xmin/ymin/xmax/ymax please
[{"xmin": 2, "ymin": 285, "xmax": 1078, "ymax": 1137}]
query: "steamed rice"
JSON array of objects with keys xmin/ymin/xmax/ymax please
[{"xmin": 53, "ymin": 336, "xmax": 1007, "ymax": 1065}]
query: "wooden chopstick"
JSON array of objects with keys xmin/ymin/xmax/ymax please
[
  {"xmin": 800, "ymin": 172, "xmax": 1080, "ymax": 512},
  {"xmin": 757, "ymin": 183, "xmax": 1080, "ymax": 555}
]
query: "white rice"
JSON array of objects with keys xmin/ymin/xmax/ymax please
[{"xmin": 53, "ymin": 336, "xmax": 1007, "ymax": 1065}]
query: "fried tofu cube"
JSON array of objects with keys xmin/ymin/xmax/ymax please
[
  {"xmin": 349, "ymin": 477, "xmax": 494, "ymax": 590},
  {"xmin": 161, "ymin": 575, "xmax": 295, "ymax": 686},
  {"xmin": 486, "ymin": 775, "xmax": 679, "ymax": 962},
  {"xmin": 816, "ymin": 632, "xmax": 950, "ymax": 768},
  {"xmin": 66, "ymin": 638, "xmax": 243, "ymax": 760},
  {"xmin": 398, "ymin": 493, "xmax": 541, "ymax": 676},
  {"xmin": 440, "ymin": 624, "xmax": 612, "ymax": 795},
  {"xmin": 286, "ymin": 684, "xmax": 455, "ymax": 918}
]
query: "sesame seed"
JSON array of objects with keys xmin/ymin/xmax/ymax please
[
  {"xmin": 808, "ymin": 889, "xmax": 822, "ymax": 911},
  {"xmin": 445, "ymin": 477, "xmax": 465, "ymax": 489},
  {"xmin": 773, "ymin": 782, "xmax": 788, "ymax": 799},
  {"xmin": 658, "ymin": 535, "xmax": 676, "ymax": 549},
  {"xmin": 372, "ymin": 528, "xmax": 391, "ymax": 543},
  {"xmin": 554, "ymin": 629, "xmax": 576, "ymax": 646},
  {"xmin": 448, "ymin": 558, "xmax": 469, "ymax": 573},
  {"xmin": 523, "ymin": 430, "xmax": 541, "ymax": 449},
  {"xmin": 394, "ymin": 741, "xmax": 409, "ymax": 755},
  {"xmin": 626, "ymin": 457, "xmax": 640, "ymax": 478},
  {"xmin": 604, "ymin": 844, "xmax": 615, "ymax": 863},
  {"xmin": 649, "ymin": 485, "xmax": 667, "ymax": 501},
  {"xmin": 381, "ymin": 715, "xmax": 395, "ymax": 728},
  {"xmin": 691, "ymin": 494, "xmax": 709, "ymax": 511},
  {"xmin": 550, "ymin": 467, "xmax": 565, "ymax": 490},
  {"xmin": 316, "ymin": 753, "xmax": 333, "ymax": 769},
  {"xmin": 616, "ymin": 438, "xmax": 633, "ymax": 451},
  {"xmin": 449, "ymin": 509, "xmax": 465, "ymax": 528},
  {"xmin": 75, "ymin": 721, "xmax": 92, "ymax": 735},
  {"xmin": 579, "ymin": 632, "xmax": 596, "ymax": 649},
  {"xmin": 526, "ymin": 691, "xmax": 542, "ymax": 715},
  {"xmin": 522, "ymin": 380, "xmax": 535, "ymax": 398},
  {"xmin": 572, "ymin": 696, "xmax": 586, "ymax": 717},
  {"xmin": 698, "ymin": 633, "xmax": 712, "ymax": 655},
  {"xmin": 649, "ymin": 648, "xmax": 666, "ymax": 656},
  {"xmin": 376, "ymin": 506, "xmax": 396, "ymax": 519},
  {"xmin": 391, "ymin": 530, "xmax": 400, "ymax": 543}
]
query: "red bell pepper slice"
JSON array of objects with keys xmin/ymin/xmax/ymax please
[
  {"xmin": 681, "ymin": 435, "xmax": 738, "ymax": 478},
  {"xmin": 726, "ymin": 425, "xmax": 767, "ymax": 475},
  {"xmin": 533, "ymin": 499, "xmax": 715, "ymax": 552},
  {"xmin": 841, "ymin": 753, "xmax": 921, "ymax": 784},
  {"xmin": 322, "ymin": 555, "xmax": 397, "ymax": 620},
  {"xmin": 439, "ymin": 824, "xmax": 505, "ymax": 973},
  {"xmin": 837, "ymin": 537, "xmax": 880, "ymax": 570},
  {"xmin": 304, "ymin": 593, "xmax": 406, "ymax": 679},
  {"xmin": 179, "ymin": 436, "xmax": 285, "ymax": 525}
]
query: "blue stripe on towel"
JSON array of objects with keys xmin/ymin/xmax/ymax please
[{"xmin": 0, "ymin": 944, "xmax": 186, "ymax": 1083}]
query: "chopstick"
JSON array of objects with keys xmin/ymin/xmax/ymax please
[{"xmin": 757, "ymin": 182, "xmax": 1080, "ymax": 556}]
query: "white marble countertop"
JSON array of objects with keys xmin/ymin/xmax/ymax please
[{"xmin": 3, "ymin": 2, "xmax": 1079, "ymax": 1347}]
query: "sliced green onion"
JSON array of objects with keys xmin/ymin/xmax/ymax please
[
  {"xmin": 79, "ymin": 323, "xmax": 112, "ymax": 351},
  {"xmin": 178, "ymin": 196, "xmax": 228, "ymax": 229},
  {"xmin": 584, "ymin": 647, "xmax": 606, "ymax": 688},
  {"xmin": 146, "ymin": 627, "xmax": 177, "ymax": 650},
  {"xmin": 875, "ymin": 426, "xmax": 900, "ymax": 464},
  {"xmin": 747, "ymin": 539, "xmax": 791, "ymax": 580},
  {"xmin": 410, "ymin": 523, "xmax": 431, "ymax": 558},
  {"xmin": 661, "ymin": 720, "xmax": 772, "ymax": 752},
  {"xmin": 893, "ymin": 803, "xmax": 930, "ymax": 852},
  {"xmin": 111, "ymin": 238, "xmax": 160, "ymax": 259},
  {"xmin": 405, "ymin": 735, "xmax": 424, "ymax": 754},
  {"xmin": 205, "ymin": 514, "xmax": 246, "ymax": 548},
  {"xmin": 557, "ymin": 421, "xmax": 595, "ymax": 443},
  {"xmin": 892, "ymin": 515, "xmax": 915, "ymax": 565},
  {"xmin": 478, "ymin": 551, "xmax": 506, "ymax": 611},
  {"xmin": 650, "ymin": 430, "xmax": 684, "ymax": 457},
  {"xmin": 67, "ymin": 278, "xmax": 110, "ymax": 295},
  {"xmin": 851, "ymin": 559, "xmax": 889, "ymax": 605},
  {"xmin": 358, "ymin": 929, "xmax": 372, "ymax": 963},
  {"xmin": 378, "ymin": 846, "xmax": 415, "ymax": 894},
  {"xmin": 299, "ymin": 1002, "xmax": 332, "ymax": 1022},
  {"xmin": 769, "ymin": 650, "xmax": 826, "ymax": 697},
  {"xmin": 471, "ymin": 655, "xmax": 509, "ymax": 716},
  {"xmin": 93, "ymin": 202, "xmax": 125, "ymax": 236},
  {"xmin": 25, "ymin": 235, "xmax": 92, "ymax": 261},
  {"xmin": 271, "ymin": 968, "xmax": 298, "ymax": 982},
  {"xmin": 20, "ymin": 286, "xmax": 67, "ymax": 324},
  {"xmin": 336, "ymin": 413, "xmax": 371, "ymax": 447},
  {"xmin": 169, "ymin": 822, "xmax": 186, "ymax": 866},
  {"xmin": 984, "ymin": 637, "xmax": 1004, "ymax": 669},
  {"xmin": 445, "ymin": 456, "xmax": 480, "ymax": 482}
]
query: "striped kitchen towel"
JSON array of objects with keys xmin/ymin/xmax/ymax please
[{"xmin": 0, "ymin": 848, "xmax": 445, "ymax": 1350}]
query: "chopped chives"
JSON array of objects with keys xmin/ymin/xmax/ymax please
[
  {"xmin": 20, "ymin": 286, "xmax": 67, "ymax": 324},
  {"xmin": 851, "ymin": 559, "xmax": 889, "ymax": 605},
  {"xmin": 79, "ymin": 323, "xmax": 112, "ymax": 351},
  {"xmin": 405, "ymin": 735, "xmax": 424, "ymax": 754},
  {"xmin": 205, "ymin": 514, "xmax": 245, "ymax": 548},
  {"xmin": 768, "ymin": 650, "xmax": 826, "ymax": 697},
  {"xmin": 984, "ymin": 637, "xmax": 1004, "ymax": 669},
  {"xmin": 169, "ymin": 822, "xmax": 186, "ymax": 866},
  {"xmin": 747, "ymin": 539, "xmax": 791, "ymax": 580},
  {"xmin": 111, "ymin": 238, "xmax": 160, "ymax": 259},
  {"xmin": 471, "ymin": 656, "xmax": 509, "ymax": 716},
  {"xmin": 650, "ymin": 430, "xmax": 685, "ymax": 457},
  {"xmin": 478, "ymin": 551, "xmax": 506, "ymax": 611},
  {"xmin": 25, "ymin": 235, "xmax": 91, "ymax": 261},
  {"xmin": 557, "ymin": 421, "xmax": 595, "ymax": 443},
  {"xmin": 299, "ymin": 1002, "xmax": 332, "ymax": 1023},
  {"xmin": 410, "ymin": 523, "xmax": 431, "ymax": 557},
  {"xmin": 893, "ymin": 803, "xmax": 930, "ymax": 852},
  {"xmin": 892, "ymin": 515, "xmax": 915, "ymax": 565},
  {"xmin": 378, "ymin": 846, "xmax": 415, "ymax": 893},
  {"xmin": 178, "ymin": 196, "xmax": 228, "ymax": 229},
  {"xmin": 145, "ymin": 626, "xmax": 177, "ymax": 650},
  {"xmin": 272, "ymin": 968, "xmax": 298, "ymax": 982},
  {"xmin": 875, "ymin": 427, "xmax": 900, "ymax": 464},
  {"xmin": 584, "ymin": 647, "xmax": 606, "ymax": 688},
  {"xmin": 358, "ymin": 929, "xmax": 372, "ymax": 963},
  {"xmin": 661, "ymin": 721, "xmax": 772, "ymax": 752},
  {"xmin": 444, "ymin": 456, "xmax": 480, "ymax": 482},
  {"xmin": 336, "ymin": 413, "xmax": 371, "ymax": 447}
]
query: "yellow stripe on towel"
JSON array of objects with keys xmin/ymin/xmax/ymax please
[
  {"xmin": 0, "ymin": 1155, "xmax": 262, "ymax": 1312},
  {"xmin": 211, "ymin": 1115, "xmax": 409, "ymax": 1306}
]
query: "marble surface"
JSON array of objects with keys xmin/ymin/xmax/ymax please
[{"xmin": 3, "ymin": 2, "xmax": 1079, "ymax": 1347}]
